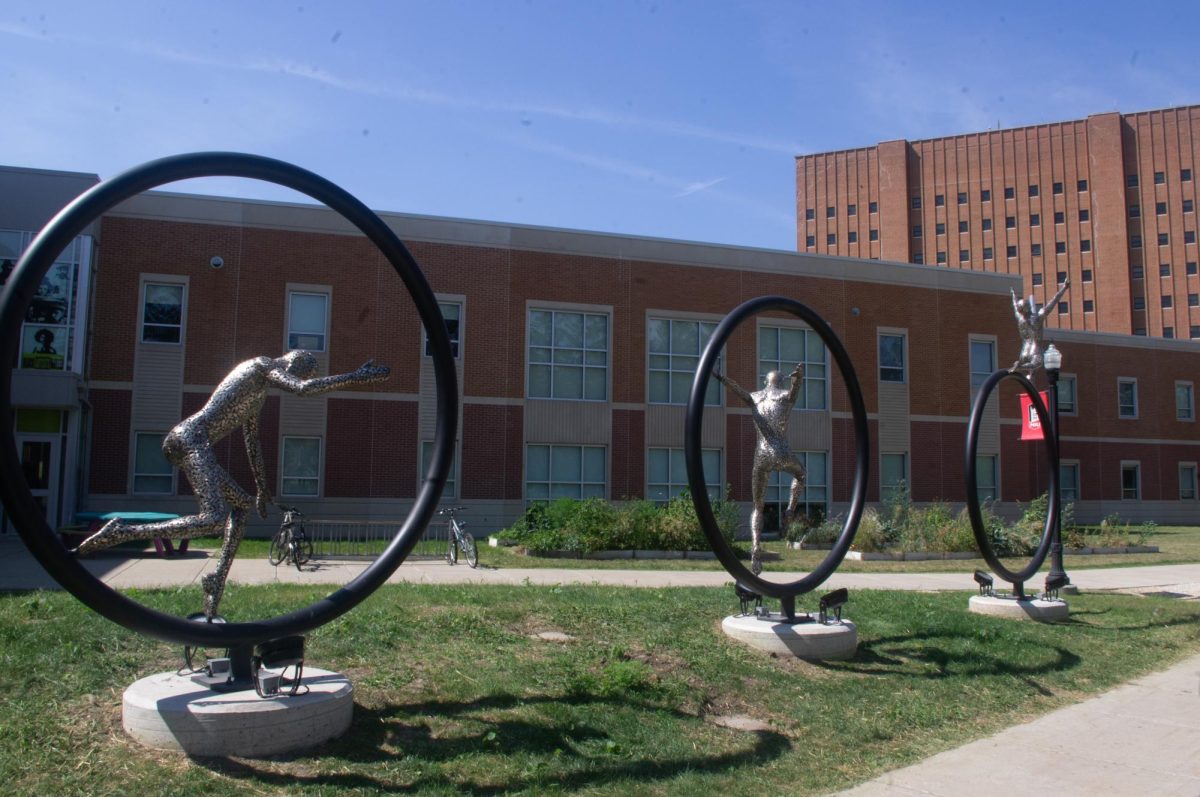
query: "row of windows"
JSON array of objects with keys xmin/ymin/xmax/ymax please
[
  {"xmin": 1131, "ymin": 262, "xmax": 1199, "ymax": 278},
  {"xmin": 803, "ymin": 202, "xmax": 879, "ymax": 220},
  {"xmin": 1128, "ymin": 169, "xmax": 1194, "ymax": 187},
  {"xmin": 1132, "ymin": 294, "xmax": 1200, "ymax": 310},
  {"xmin": 914, "ymin": 210, "xmax": 1093, "ymax": 237},
  {"xmin": 1130, "ymin": 199, "xmax": 1194, "ymax": 216},
  {"xmin": 911, "ymin": 180, "xmax": 1091, "ymax": 209},
  {"xmin": 804, "ymin": 230, "xmax": 879, "ymax": 247},
  {"xmin": 1129, "ymin": 231, "xmax": 1197, "ymax": 248},
  {"xmin": 914, "ymin": 243, "xmax": 1091, "ymax": 264}
]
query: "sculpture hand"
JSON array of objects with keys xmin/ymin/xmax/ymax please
[
  {"xmin": 354, "ymin": 359, "xmax": 391, "ymax": 382},
  {"xmin": 789, "ymin": 363, "xmax": 804, "ymax": 382}
]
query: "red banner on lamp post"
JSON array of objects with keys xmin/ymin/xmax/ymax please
[{"xmin": 1020, "ymin": 391, "xmax": 1052, "ymax": 440}]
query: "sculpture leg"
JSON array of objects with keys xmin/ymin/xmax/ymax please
[
  {"xmin": 75, "ymin": 512, "xmax": 227, "ymax": 556},
  {"xmin": 749, "ymin": 467, "xmax": 768, "ymax": 575},
  {"xmin": 202, "ymin": 507, "xmax": 247, "ymax": 620},
  {"xmin": 782, "ymin": 458, "xmax": 808, "ymax": 532}
]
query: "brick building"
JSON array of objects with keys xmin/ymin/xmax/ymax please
[
  {"xmin": 797, "ymin": 105, "xmax": 1200, "ymax": 340},
  {"xmin": 4, "ymin": 167, "xmax": 1199, "ymax": 536}
]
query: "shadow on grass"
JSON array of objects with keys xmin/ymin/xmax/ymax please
[
  {"xmin": 198, "ymin": 690, "xmax": 790, "ymax": 794},
  {"xmin": 1051, "ymin": 613, "xmax": 1200, "ymax": 633}
]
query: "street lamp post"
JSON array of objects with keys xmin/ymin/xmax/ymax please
[{"xmin": 1043, "ymin": 343, "xmax": 1070, "ymax": 592}]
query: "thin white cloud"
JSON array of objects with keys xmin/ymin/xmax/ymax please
[{"xmin": 673, "ymin": 177, "xmax": 727, "ymax": 198}]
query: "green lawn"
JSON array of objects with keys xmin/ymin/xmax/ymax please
[{"xmin": 0, "ymin": 584, "xmax": 1197, "ymax": 796}]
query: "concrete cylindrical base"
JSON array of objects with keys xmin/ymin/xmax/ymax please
[
  {"xmin": 968, "ymin": 594, "xmax": 1069, "ymax": 622},
  {"xmin": 123, "ymin": 667, "xmax": 353, "ymax": 757},
  {"xmin": 721, "ymin": 614, "xmax": 857, "ymax": 660}
]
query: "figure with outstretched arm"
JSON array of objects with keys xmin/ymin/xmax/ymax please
[
  {"xmin": 75, "ymin": 350, "xmax": 390, "ymax": 619},
  {"xmin": 713, "ymin": 363, "xmax": 807, "ymax": 574},
  {"xmin": 1010, "ymin": 279, "xmax": 1070, "ymax": 373}
]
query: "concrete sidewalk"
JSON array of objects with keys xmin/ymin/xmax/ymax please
[{"xmin": 2, "ymin": 533, "xmax": 1198, "ymax": 797}]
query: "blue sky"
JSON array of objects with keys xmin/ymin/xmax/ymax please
[{"xmin": 3, "ymin": 1, "xmax": 1199, "ymax": 250}]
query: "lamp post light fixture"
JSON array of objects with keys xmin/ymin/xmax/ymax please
[{"xmin": 1042, "ymin": 343, "xmax": 1071, "ymax": 593}]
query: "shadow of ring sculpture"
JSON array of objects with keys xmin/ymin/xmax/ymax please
[
  {"xmin": 0, "ymin": 153, "xmax": 457, "ymax": 754},
  {"xmin": 686, "ymin": 296, "xmax": 869, "ymax": 659},
  {"xmin": 964, "ymin": 369, "xmax": 1066, "ymax": 619}
]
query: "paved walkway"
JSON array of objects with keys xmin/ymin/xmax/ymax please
[{"xmin": 1, "ymin": 533, "xmax": 1198, "ymax": 795}]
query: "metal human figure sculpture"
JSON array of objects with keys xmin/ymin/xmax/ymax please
[
  {"xmin": 714, "ymin": 364, "xmax": 806, "ymax": 574},
  {"xmin": 1010, "ymin": 280, "xmax": 1070, "ymax": 373},
  {"xmin": 75, "ymin": 350, "xmax": 390, "ymax": 618}
]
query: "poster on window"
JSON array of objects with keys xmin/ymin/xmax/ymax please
[
  {"xmin": 25, "ymin": 262, "xmax": 73, "ymax": 324},
  {"xmin": 21, "ymin": 325, "xmax": 67, "ymax": 370}
]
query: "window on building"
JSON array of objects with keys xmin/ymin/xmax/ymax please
[
  {"xmin": 1161, "ymin": 263, "xmax": 1172, "ymax": 277},
  {"xmin": 133, "ymin": 432, "xmax": 174, "ymax": 494},
  {"xmin": 1005, "ymin": 186, "xmax": 1015, "ymax": 199},
  {"xmin": 1058, "ymin": 375, "xmax": 1077, "ymax": 414},
  {"xmin": 1006, "ymin": 245, "xmax": 1017, "ymax": 259},
  {"xmin": 805, "ymin": 234, "xmax": 815, "ymax": 248},
  {"xmin": 1185, "ymin": 199, "xmax": 1195, "ymax": 214},
  {"xmin": 805, "ymin": 208, "xmax": 814, "ymax": 221},
  {"xmin": 1177, "ymin": 382, "xmax": 1194, "ymax": 421},
  {"xmin": 1128, "ymin": 174, "xmax": 1139, "ymax": 188},
  {"xmin": 1029, "ymin": 184, "xmax": 1039, "ymax": 198},
  {"xmin": 421, "ymin": 441, "xmax": 457, "ymax": 498},
  {"xmin": 869, "ymin": 228, "xmax": 879, "ymax": 241},
  {"xmin": 1131, "ymin": 235, "xmax": 1143, "ymax": 249},
  {"xmin": 913, "ymin": 252, "xmax": 924, "ymax": 264},
  {"xmin": 1031, "ymin": 243, "xmax": 1042, "ymax": 257},
  {"xmin": 969, "ymin": 338, "xmax": 995, "ymax": 389},
  {"xmin": 957, "ymin": 192, "xmax": 967, "ymax": 205},
  {"xmin": 1078, "ymin": 179, "xmax": 1089, "ymax": 192},
  {"xmin": 937, "ymin": 251, "xmax": 947, "ymax": 264},
  {"xmin": 759, "ymin": 325, "xmax": 827, "ymax": 409},
  {"xmin": 1052, "ymin": 181, "xmax": 1063, "ymax": 195},
  {"xmin": 880, "ymin": 453, "xmax": 908, "ymax": 498},
  {"xmin": 911, "ymin": 196, "xmax": 922, "ymax": 209},
  {"xmin": 878, "ymin": 332, "xmax": 905, "ymax": 382},
  {"xmin": 1118, "ymin": 379, "xmax": 1138, "ymax": 418},
  {"xmin": 1162, "ymin": 295, "xmax": 1173, "ymax": 309},
  {"xmin": 1083, "ymin": 299, "xmax": 1094, "ymax": 312},
  {"xmin": 1080, "ymin": 239, "xmax": 1091, "ymax": 252},
  {"xmin": 869, "ymin": 201, "xmax": 878, "ymax": 213},
  {"xmin": 1187, "ymin": 231, "xmax": 1197, "ymax": 245},
  {"xmin": 1132, "ymin": 265, "xmax": 1144, "ymax": 280},
  {"xmin": 1157, "ymin": 201, "xmax": 1168, "ymax": 215},
  {"xmin": 1080, "ymin": 209, "xmax": 1090, "ymax": 222},
  {"xmin": 647, "ymin": 447, "xmax": 720, "ymax": 503},
  {"xmin": 1130, "ymin": 204, "xmax": 1141, "ymax": 218},
  {"xmin": 1058, "ymin": 302, "xmax": 1068, "ymax": 314},
  {"xmin": 1183, "ymin": 169, "xmax": 1193, "ymax": 182},
  {"xmin": 826, "ymin": 206, "xmax": 835, "ymax": 218},
  {"xmin": 959, "ymin": 249, "xmax": 970, "ymax": 262},
  {"xmin": 1030, "ymin": 213, "xmax": 1040, "ymax": 227},
  {"xmin": 287, "ymin": 291, "xmax": 328, "ymax": 351},
  {"xmin": 982, "ymin": 218, "xmax": 993, "ymax": 231},
  {"xmin": 1135, "ymin": 327, "xmax": 1147, "ymax": 335},
  {"xmin": 959, "ymin": 221, "xmax": 969, "ymax": 233},
  {"xmin": 983, "ymin": 247, "xmax": 993, "ymax": 260},
  {"xmin": 1032, "ymin": 273, "xmax": 1044, "ymax": 286},
  {"xmin": 976, "ymin": 455, "xmax": 998, "ymax": 502},
  {"xmin": 935, "ymin": 194, "xmax": 945, "ymax": 207},
  {"xmin": 764, "ymin": 451, "xmax": 828, "ymax": 527},
  {"xmin": 528, "ymin": 309, "xmax": 608, "ymax": 401},
  {"xmin": 1164, "ymin": 327, "xmax": 1175, "ymax": 339},
  {"xmin": 1082, "ymin": 269, "xmax": 1093, "ymax": 282},
  {"xmin": 1189, "ymin": 262, "xmax": 1198, "ymax": 275},
  {"xmin": 142, "ymin": 283, "xmax": 185, "ymax": 344},
  {"xmin": 1054, "ymin": 211, "xmax": 1065, "ymax": 224},
  {"xmin": 912, "ymin": 225, "xmax": 922, "ymax": 238},
  {"xmin": 1133, "ymin": 296, "xmax": 1146, "ymax": 310},
  {"xmin": 1121, "ymin": 462, "xmax": 1141, "ymax": 500},
  {"xmin": 936, "ymin": 222, "xmax": 946, "ymax": 235},
  {"xmin": 1061, "ymin": 462, "xmax": 1080, "ymax": 501},
  {"xmin": 981, "ymin": 189, "xmax": 992, "ymax": 202},
  {"xmin": 848, "ymin": 231, "xmax": 858, "ymax": 243},
  {"xmin": 1193, "ymin": 325, "xmax": 1200, "ymax": 339},
  {"xmin": 1056, "ymin": 270, "xmax": 1067, "ymax": 284},
  {"xmin": 526, "ymin": 444, "xmax": 605, "ymax": 501},
  {"xmin": 424, "ymin": 301, "xmax": 461, "ymax": 357},
  {"xmin": 847, "ymin": 204, "xmax": 857, "ymax": 216},
  {"xmin": 1154, "ymin": 171, "xmax": 1165, "ymax": 185},
  {"xmin": 827, "ymin": 233, "xmax": 837, "ymax": 245},
  {"xmin": 1005, "ymin": 216, "xmax": 1016, "ymax": 229},
  {"xmin": 1055, "ymin": 241, "xmax": 1066, "ymax": 254},
  {"xmin": 1181, "ymin": 464, "xmax": 1198, "ymax": 500},
  {"xmin": 648, "ymin": 318, "xmax": 720, "ymax": 405},
  {"xmin": 281, "ymin": 436, "xmax": 321, "ymax": 496}
]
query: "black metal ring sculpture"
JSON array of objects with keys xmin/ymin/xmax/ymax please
[
  {"xmin": 0, "ymin": 152, "xmax": 458, "ymax": 646},
  {"xmin": 685, "ymin": 295, "xmax": 869, "ymax": 599},
  {"xmin": 964, "ymin": 369, "xmax": 1059, "ymax": 586}
]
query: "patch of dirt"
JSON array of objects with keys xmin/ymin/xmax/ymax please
[{"xmin": 708, "ymin": 714, "xmax": 773, "ymax": 732}]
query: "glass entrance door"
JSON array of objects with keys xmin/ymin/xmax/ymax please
[{"xmin": 17, "ymin": 435, "xmax": 60, "ymax": 529}]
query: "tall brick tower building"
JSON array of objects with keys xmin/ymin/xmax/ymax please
[{"xmin": 796, "ymin": 105, "xmax": 1200, "ymax": 340}]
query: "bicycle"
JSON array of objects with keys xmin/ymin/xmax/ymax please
[
  {"xmin": 269, "ymin": 505, "xmax": 313, "ymax": 570},
  {"xmin": 439, "ymin": 506, "xmax": 478, "ymax": 568}
]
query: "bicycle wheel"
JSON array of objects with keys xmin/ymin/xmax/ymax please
[
  {"xmin": 460, "ymin": 531, "xmax": 478, "ymax": 568},
  {"xmin": 268, "ymin": 531, "xmax": 287, "ymax": 566},
  {"xmin": 447, "ymin": 539, "xmax": 458, "ymax": 565},
  {"xmin": 294, "ymin": 537, "xmax": 313, "ymax": 569}
]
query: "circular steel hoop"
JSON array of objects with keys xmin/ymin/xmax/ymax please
[
  {"xmin": 0, "ymin": 152, "xmax": 458, "ymax": 646},
  {"xmin": 685, "ymin": 295, "xmax": 870, "ymax": 599},
  {"xmin": 964, "ymin": 369, "xmax": 1059, "ymax": 585}
]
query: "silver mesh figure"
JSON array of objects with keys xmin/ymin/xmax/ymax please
[
  {"xmin": 715, "ymin": 364, "xmax": 807, "ymax": 574},
  {"xmin": 75, "ymin": 350, "xmax": 390, "ymax": 618},
  {"xmin": 1010, "ymin": 280, "xmax": 1070, "ymax": 374}
]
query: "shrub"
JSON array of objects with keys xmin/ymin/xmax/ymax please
[{"xmin": 850, "ymin": 508, "xmax": 888, "ymax": 552}]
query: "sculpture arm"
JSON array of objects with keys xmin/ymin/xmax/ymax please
[
  {"xmin": 1011, "ymin": 288, "xmax": 1021, "ymax": 315},
  {"xmin": 266, "ymin": 359, "xmax": 391, "ymax": 397},
  {"xmin": 243, "ymin": 416, "xmax": 271, "ymax": 517},
  {"xmin": 714, "ymin": 371, "xmax": 753, "ymax": 407},
  {"xmin": 1042, "ymin": 279, "xmax": 1071, "ymax": 316},
  {"xmin": 785, "ymin": 362, "xmax": 805, "ymax": 407}
]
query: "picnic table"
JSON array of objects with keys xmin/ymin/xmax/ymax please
[{"xmin": 73, "ymin": 511, "xmax": 186, "ymax": 556}]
